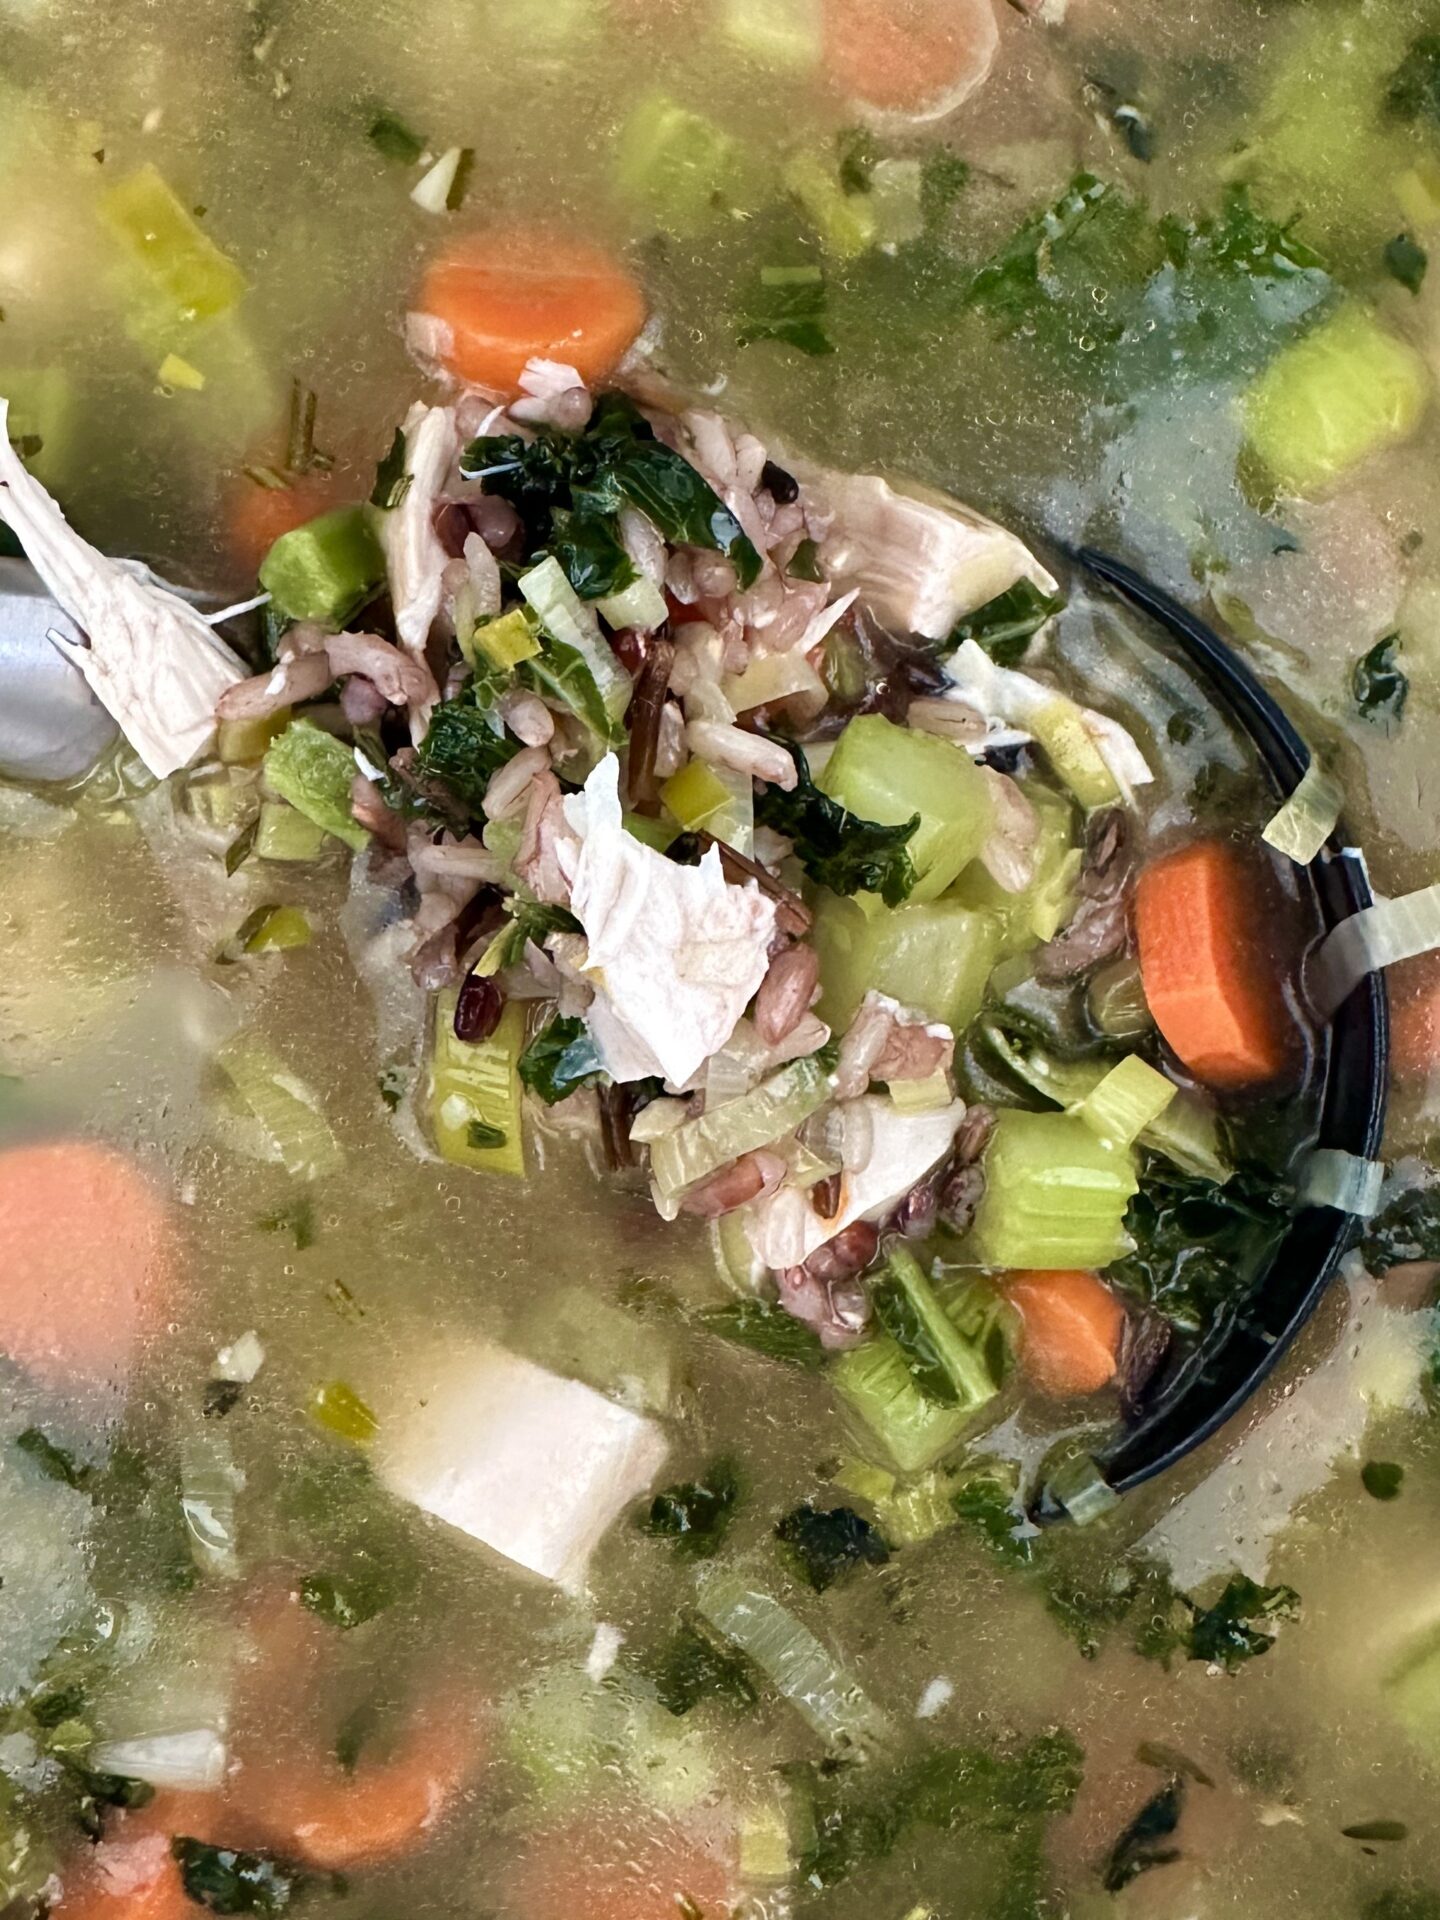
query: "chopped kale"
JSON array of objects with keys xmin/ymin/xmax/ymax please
[
  {"xmin": 1386, "ymin": 34, "xmax": 1440, "ymax": 126},
  {"xmin": 1363, "ymin": 1185, "xmax": 1440, "ymax": 1272},
  {"xmin": 1363, "ymin": 1460, "xmax": 1406, "ymax": 1502},
  {"xmin": 369, "ymin": 427, "xmax": 412, "ymax": 511},
  {"xmin": 949, "ymin": 580, "xmax": 1065, "ymax": 667},
  {"xmin": 518, "ymin": 1014, "xmax": 604, "ymax": 1105},
  {"xmin": 482, "ymin": 900, "xmax": 583, "ymax": 974},
  {"xmin": 299, "ymin": 1568, "xmax": 396, "ymax": 1631},
  {"xmin": 836, "ymin": 125, "xmax": 881, "ymax": 194},
  {"xmin": 368, "ymin": 109, "xmax": 425, "ymax": 164},
  {"xmin": 872, "ymin": 1276, "xmax": 961, "ymax": 1406},
  {"xmin": 1344, "ymin": 1821, "xmax": 1410, "ymax": 1843},
  {"xmin": 951, "ymin": 1469, "xmax": 1035, "ymax": 1568},
  {"xmin": 1108, "ymin": 1156, "xmax": 1291, "ymax": 1337},
  {"xmin": 1385, "ymin": 232, "xmax": 1429, "ymax": 295},
  {"xmin": 259, "ymin": 1194, "xmax": 316, "ymax": 1249},
  {"xmin": 696, "ymin": 1299, "xmax": 827, "ymax": 1368},
  {"xmin": 172, "ymin": 1839, "xmax": 299, "ymax": 1917},
  {"xmin": 66, "ymin": 1765, "xmax": 154, "ymax": 1840},
  {"xmin": 755, "ymin": 744, "xmax": 918, "ymax": 908},
  {"xmin": 412, "ymin": 696, "xmax": 520, "ymax": 814},
  {"xmin": 1102, "ymin": 1780, "xmax": 1184, "ymax": 1892},
  {"xmin": 15, "ymin": 1427, "xmax": 89, "ymax": 1491},
  {"xmin": 736, "ymin": 265, "xmax": 835, "ymax": 358},
  {"xmin": 650, "ymin": 1618, "xmax": 760, "ymax": 1717},
  {"xmin": 639, "ymin": 1458, "xmax": 740, "ymax": 1559},
  {"xmin": 775, "ymin": 1504, "xmax": 890, "ymax": 1592},
  {"xmin": 466, "ymin": 1118, "xmax": 508, "ymax": 1151},
  {"xmin": 1187, "ymin": 1575, "xmax": 1298, "ymax": 1670},
  {"xmin": 1353, "ymin": 635, "xmax": 1408, "ymax": 726},
  {"xmin": 787, "ymin": 536, "xmax": 824, "ymax": 583},
  {"xmin": 549, "ymin": 508, "xmax": 637, "ymax": 600},
  {"xmin": 203, "ymin": 1380, "xmax": 244, "ymax": 1420}
]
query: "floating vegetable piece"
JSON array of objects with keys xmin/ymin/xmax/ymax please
[{"xmin": 101, "ymin": 164, "xmax": 247, "ymax": 319}]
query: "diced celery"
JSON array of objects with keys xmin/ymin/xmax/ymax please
[
  {"xmin": 429, "ymin": 991, "xmax": 527, "ymax": 1178},
  {"xmin": 869, "ymin": 159, "xmax": 925, "ymax": 249},
  {"xmin": 887, "ymin": 1070, "xmax": 953, "ymax": 1113},
  {"xmin": 258, "ymin": 507, "xmax": 386, "ymax": 626},
  {"xmin": 662, "ymin": 758, "xmax": 734, "ymax": 832},
  {"xmin": 812, "ymin": 892, "xmax": 1004, "ymax": 1033},
  {"xmin": 255, "ymin": 801, "xmax": 328, "ymax": 863},
  {"xmin": 819, "ymin": 715, "xmax": 992, "ymax": 902},
  {"xmin": 243, "ymin": 905, "xmax": 312, "ymax": 954},
  {"xmin": 1243, "ymin": 305, "xmax": 1430, "ymax": 498},
  {"xmin": 1074, "ymin": 1055, "xmax": 1177, "ymax": 1151},
  {"xmin": 623, "ymin": 811, "xmax": 679, "ymax": 854},
  {"xmin": 218, "ymin": 710, "xmax": 290, "ymax": 766},
  {"xmin": 101, "ymin": 164, "xmax": 247, "ymax": 320},
  {"xmin": 722, "ymin": 647, "xmax": 827, "ymax": 714},
  {"xmin": 596, "ymin": 573, "xmax": 669, "ymax": 633},
  {"xmin": 1029, "ymin": 700, "xmax": 1120, "ymax": 811},
  {"xmin": 214, "ymin": 1038, "xmax": 344, "ymax": 1180},
  {"xmin": 969, "ymin": 1110, "xmax": 1138, "ymax": 1270},
  {"xmin": 720, "ymin": 0, "xmax": 822, "ymax": 69},
  {"xmin": 472, "ymin": 608, "xmax": 541, "ymax": 672},
  {"xmin": 650, "ymin": 1058, "xmax": 831, "ymax": 1201},
  {"xmin": 519, "ymin": 556, "xmax": 633, "ymax": 745},
  {"xmin": 832, "ymin": 1454, "xmax": 897, "ymax": 1507},
  {"xmin": 784, "ymin": 150, "xmax": 877, "ymax": 260},
  {"xmin": 184, "ymin": 767, "xmax": 258, "ymax": 832},
  {"xmin": 695, "ymin": 1576, "xmax": 891, "ymax": 1748},
  {"xmin": 833, "ymin": 1333, "xmax": 974, "ymax": 1474},
  {"xmin": 878, "ymin": 1248, "xmax": 1008, "ymax": 1413},
  {"xmin": 614, "ymin": 93, "xmax": 746, "ymax": 234},
  {"xmin": 0, "ymin": 367, "xmax": 75, "ymax": 487},
  {"xmin": 738, "ymin": 1792, "xmax": 798, "ymax": 1885},
  {"xmin": 310, "ymin": 1380, "xmax": 378, "ymax": 1444},
  {"xmin": 949, "ymin": 783, "xmax": 1080, "ymax": 954},
  {"xmin": 263, "ymin": 721, "xmax": 368, "ymax": 853},
  {"xmin": 158, "ymin": 352, "xmax": 206, "ymax": 392}
]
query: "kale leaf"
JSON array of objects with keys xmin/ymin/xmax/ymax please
[
  {"xmin": 1363, "ymin": 1184, "xmax": 1440, "ymax": 1273},
  {"xmin": 1363, "ymin": 1460, "xmax": 1406, "ymax": 1502},
  {"xmin": 951, "ymin": 1468, "xmax": 1035, "ymax": 1569},
  {"xmin": 1386, "ymin": 33, "xmax": 1440, "ymax": 126},
  {"xmin": 369, "ymin": 427, "xmax": 411, "ymax": 510},
  {"xmin": 518, "ymin": 1015, "xmax": 605, "ymax": 1104},
  {"xmin": 755, "ymin": 744, "xmax": 918, "ymax": 907},
  {"xmin": 1385, "ymin": 232, "xmax": 1429, "ymax": 295},
  {"xmin": 775, "ymin": 1504, "xmax": 890, "ymax": 1591},
  {"xmin": 696, "ymin": 1299, "xmax": 827, "ymax": 1369},
  {"xmin": 172, "ymin": 1840, "xmax": 298, "ymax": 1917},
  {"xmin": 639, "ymin": 1459, "xmax": 741, "ymax": 1559},
  {"xmin": 736, "ymin": 265, "xmax": 835, "ymax": 358},
  {"xmin": 549, "ymin": 508, "xmax": 637, "ymax": 601},
  {"xmin": 1108, "ymin": 1156, "xmax": 1291, "ymax": 1337},
  {"xmin": 648, "ymin": 1619, "xmax": 760, "ymax": 1717},
  {"xmin": 872, "ymin": 1277, "xmax": 960, "ymax": 1405},
  {"xmin": 299, "ymin": 1566, "xmax": 398, "ymax": 1630},
  {"xmin": 1353, "ymin": 634, "xmax": 1409, "ymax": 726},
  {"xmin": 368, "ymin": 109, "xmax": 425, "ymax": 164},
  {"xmin": 949, "ymin": 579, "xmax": 1064, "ymax": 666},
  {"xmin": 412, "ymin": 697, "xmax": 520, "ymax": 815},
  {"xmin": 482, "ymin": 900, "xmax": 583, "ymax": 974},
  {"xmin": 1102, "ymin": 1780, "xmax": 1185, "ymax": 1892},
  {"xmin": 1186, "ymin": 1575, "xmax": 1299, "ymax": 1670}
]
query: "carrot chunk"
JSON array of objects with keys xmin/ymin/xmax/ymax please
[
  {"xmin": 1134, "ymin": 840, "xmax": 1294, "ymax": 1090},
  {"xmin": 229, "ymin": 472, "xmax": 340, "ymax": 575},
  {"xmin": 53, "ymin": 1794, "xmax": 223, "ymax": 1920},
  {"xmin": 821, "ymin": 0, "xmax": 998, "ymax": 119},
  {"xmin": 0, "ymin": 1142, "xmax": 177, "ymax": 1391},
  {"xmin": 1007, "ymin": 1270, "xmax": 1126, "ymax": 1397},
  {"xmin": 414, "ymin": 232, "xmax": 648, "ymax": 396}
]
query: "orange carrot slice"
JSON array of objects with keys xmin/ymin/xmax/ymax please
[
  {"xmin": 1134, "ymin": 840, "xmax": 1294, "ymax": 1090},
  {"xmin": 821, "ymin": 0, "xmax": 999, "ymax": 120},
  {"xmin": 0, "ymin": 1142, "xmax": 177, "ymax": 1391},
  {"xmin": 229, "ymin": 473, "xmax": 341, "ymax": 575},
  {"xmin": 1007, "ymin": 1270, "xmax": 1126, "ymax": 1397},
  {"xmin": 414, "ymin": 232, "xmax": 648, "ymax": 396}
]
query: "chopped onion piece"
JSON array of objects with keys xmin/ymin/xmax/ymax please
[
  {"xmin": 1262, "ymin": 760, "xmax": 1343, "ymax": 865},
  {"xmin": 89, "ymin": 1729, "xmax": 227, "ymax": 1791},
  {"xmin": 411, "ymin": 146, "xmax": 464, "ymax": 213},
  {"xmin": 179, "ymin": 1432, "xmax": 242, "ymax": 1581},
  {"xmin": 886, "ymin": 1071, "xmax": 954, "ymax": 1114},
  {"xmin": 214, "ymin": 1330, "xmax": 265, "ymax": 1384},
  {"xmin": 1312, "ymin": 883, "xmax": 1440, "ymax": 1016},
  {"xmin": 1302, "ymin": 1148, "xmax": 1385, "ymax": 1218},
  {"xmin": 696, "ymin": 1575, "xmax": 891, "ymax": 1750}
]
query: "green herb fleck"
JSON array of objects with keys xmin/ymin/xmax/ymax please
[
  {"xmin": 775, "ymin": 1503, "xmax": 890, "ymax": 1592},
  {"xmin": 518, "ymin": 1015, "xmax": 604, "ymax": 1105},
  {"xmin": 368, "ymin": 110, "xmax": 425, "ymax": 164},
  {"xmin": 370, "ymin": 428, "xmax": 412, "ymax": 511},
  {"xmin": 466, "ymin": 1118, "xmax": 508, "ymax": 1150}
]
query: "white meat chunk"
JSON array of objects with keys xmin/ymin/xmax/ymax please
[
  {"xmin": 373, "ymin": 1340, "xmax": 669, "ymax": 1594},
  {"xmin": 379, "ymin": 401, "xmax": 459, "ymax": 656}
]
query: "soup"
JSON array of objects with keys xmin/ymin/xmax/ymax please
[{"xmin": 3, "ymin": 4, "xmax": 1440, "ymax": 1920}]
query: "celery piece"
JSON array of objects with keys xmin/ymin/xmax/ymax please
[
  {"xmin": 969, "ymin": 1110, "xmax": 1138, "ymax": 1270},
  {"xmin": 784, "ymin": 150, "xmax": 877, "ymax": 260},
  {"xmin": 244, "ymin": 905, "xmax": 312, "ymax": 954},
  {"xmin": 949, "ymin": 783, "xmax": 1079, "ymax": 953},
  {"xmin": 101, "ymin": 164, "xmax": 247, "ymax": 320},
  {"xmin": 1394, "ymin": 158, "xmax": 1440, "ymax": 231},
  {"xmin": 833, "ymin": 1333, "xmax": 974, "ymax": 1474},
  {"xmin": 812, "ymin": 892, "xmax": 1004, "ymax": 1033},
  {"xmin": 650, "ymin": 1058, "xmax": 831, "ymax": 1202},
  {"xmin": 218, "ymin": 710, "xmax": 290, "ymax": 766},
  {"xmin": 614, "ymin": 93, "xmax": 745, "ymax": 235},
  {"xmin": 1029, "ymin": 699, "xmax": 1120, "ymax": 811},
  {"xmin": 310, "ymin": 1380, "xmax": 378, "ymax": 1444},
  {"xmin": 1243, "ymin": 305, "xmax": 1430, "ymax": 498},
  {"xmin": 596, "ymin": 572, "xmax": 669, "ymax": 634},
  {"xmin": 184, "ymin": 767, "xmax": 259, "ymax": 833},
  {"xmin": 819, "ymin": 714, "xmax": 992, "ymax": 903},
  {"xmin": 868, "ymin": 158, "xmax": 925, "ymax": 249},
  {"xmin": 263, "ymin": 721, "xmax": 368, "ymax": 853},
  {"xmin": 1074, "ymin": 1055, "xmax": 1177, "ymax": 1152},
  {"xmin": 0, "ymin": 367, "xmax": 75, "ymax": 487},
  {"xmin": 875, "ymin": 1248, "xmax": 1008, "ymax": 1413},
  {"xmin": 720, "ymin": 0, "xmax": 822, "ymax": 69},
  {"xmin": 258, "ymin": 507, "xmax": 386, "ymax": 627},
  {"xmin": 158, "ymin": 352, "xmax": 206, "ymax": 392},
  {"xmin": 215, "ymin": 1038, "xmax": 344, "ymax": 1181},
  {"xmin": 254, "ymin": 800, "xmax": 328, "ymax": 863},
  {"xmin": 722, "ymin": 646, "xmax": 827, "ymax": 715},
  {"xmin": 429, "ymin": 991, "xmax": 527, "ymax": 1178},
  {"xmin": 471, "ymin": 608, "xmax": 541, "ymax": 673},
  {"xmin": 662, "ymin": 758, "xmax": 734, "ymax": 833},
  {"xmin": 518, "ymin": 556, "xmax": 632, "ymax": 745}
]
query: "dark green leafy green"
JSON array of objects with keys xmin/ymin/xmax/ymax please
[
  {"xmin": 872, "ymin": 1277, "xmax": 960, "ymax": 1405},
  {"xmin": 15, "ymin": 1428, "xmax": 89, "ymax": 1491},
  {"xmin": 203, "ymin": 1380, "xmax": 244, "ymax": 1419},
  {"xmin": 299, "ymin": 1568, "xmax": 397, "ymax": 1631},
  {"xmin": 368, "ymin": 109, "xmax": 425, "ymax": 164},
  {"xmin": 639, "ymin": 1459, "xmax": 740, "ymax": 1559},
  {"xmin": 1385, "ymin": 233, "xmax": 1428, "ymax": 294},
  {"xmin": 949, "ymin": 580, "xmax": 1065, "ymax": 667},
  {"xmin": 1353, "ymin": 635, "xmax": 1408, "ymax": 726},
  {"xmin": 696, "ymin": 1299, "xmax": 827, "ymax": 1368},
  {"xmin": 466, "ymin": 1119, "xmax": 508, "ymax": 1151},
  {"xmin": 951, "ymin": 1469, "xmax": 1034, "ymax": 1568},
  {"xmin": 1363, "ymin": 1460, "xmax": 1405, "ymax": 1501},
  {"xmin": 172, "ymin": 1840, "xmax": 298, "ymax": 1916},
  {"xmin": 835, "ymin": 125, "xmax": 881, "ymax": 194},
  {"xmin": 1187, "ymin": 1576, "xmax": 1298, "ymax": 1669},
  {"xmin": 736, "ymin": 265, "xmax": 835, "ymax": 358},
  {"xmin": 775, "ymin": 1504, "xmax": 890, "ymax": 1591},
  {"xmin": 787, "ymin": 536, "xmax": 824, "ymax": 583},
  {"xmin": 1386, "ymin": 34, "xmax": 1440, "ymax": 126},
  {"xmin": 755, "ymin": 745, "xmax": 918, "ymax": 907},
  {"xmin": 649, "ymin": 1619, "xmax": 760, "ymax": 1717},
  {"xmin": 484, "ymin": 901, "xmax": 583, "ymax": 973},
  {"xmin": 1109, "ymin": 1157, "xmax": 1291, "ymax": 1337},
  {"xmin": 1363, "ymin": 1185, "xmax": 1440, "ymax": 1272},
  {"xmin": 1103, "ymin": 1780, "xmax": 1184, "ymax": 1892},
  {"xmin": 549, "ymin": 508, "xmax": 637, "ymax": 600},
  {"xmin": 369, "ymin": 427, "xmax": 411, "ymax": 511},
  {"xmin": 412, "ymin": 696, "xmax": 520, "ymax": 814},
  {"xmin": 518, "ymin": 1015, "xmax": 604, "ymax": 1104}
]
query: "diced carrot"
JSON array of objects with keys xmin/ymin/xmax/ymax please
[
  {"xmin": 52, "ymin": 1794, "xmax": 223, "ymax": 1920},
  {"xmin": 229, "ymin": 472, "xmax": 340, "ymax": 575},
  {"xmin": 414, "ymin": 231, "xmax": 648, "ymax": 396},
  {"xmin": 821, "ymin": 0, "xmax": 999, "ymax": 119},
  {"xmin": 0, "ymin": 1142, "xmax": 177, "ymax": 1391},
  {"xmin": 228, "ymin": 1714, "xmax": 478, "ymax": 1870},
  {"xmin": 1389, "ymin": 950, "xmax": 1440, "ymax": 1080},
  {"xmin": 510, "ymin": 1813, "xmax": 735, "ymax": 1920},
  {"xmin": 1007, "ymin": 1270, "xmax": 1126, "ymax": 1397},
  {"xmin": 1133, "ymin": 839, "xmax": 1294, "ymax": 1091}
]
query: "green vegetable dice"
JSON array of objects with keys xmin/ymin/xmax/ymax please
[
  {"xmin": 819, "ymin": 715, "xmax": 992, "ymax": 902},
  {"xmin": 263, "ymin": 721, "xmax": 369, "ymax": 852},
  {"xmin": 812, "ymin": 893, "xmax": 1004, "ymax": 1033},
  {"xmin": 949, "ymin": 782, "xmax": 1080, "ymax": 954},
  {"xmin": 259, "ymin": 506, "xmax": 386, "ymax": 625},
  {"xmin": 969, "ymin": 1109, "xmax": 1139, "ymax": 1270}
]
